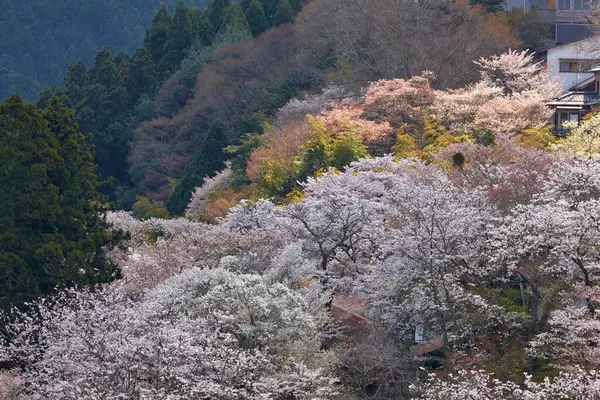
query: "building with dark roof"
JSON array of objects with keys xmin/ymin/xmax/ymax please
[{"xmin": 548, "ymin": 66, "xmax": 600, "ymax": 132}]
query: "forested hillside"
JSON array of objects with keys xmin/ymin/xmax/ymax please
[
  {"xmin": 0, "ymin": 0, "xmax": 217, "ymax": 101},
  {"xmin": 36, "ymin": 0, "xmax": 305, "ymax": 206},
  {"xmin": 35, "ymin": 0, "xmax": 517, "ymax": 219},
  {"xmin": 5, "ymin": 49, "xmax": 600, "ymax": 398},
  {"xmin": 4, "ymin": 1, "xmax": 590, "ymax": 398}
]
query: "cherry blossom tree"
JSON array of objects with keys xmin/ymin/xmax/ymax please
[
  {"xmin": 185, "ymin": 163, "xmax": 233, "ymax": 217},
  {"xmin": 362, "ymin": 72, "xmax": 436, "ymax": 130},
  {"xmin": 432, "ymin": 50, "xmax": 562, "ymax": 135},
  {"xmin": 415, "ymin": 368, "xmax": 600, "ymax": 399},
  {"xmin": 359, "ymin": 159, "xmax": 502, "ymax": 347},
  {"xmin": 0, "ymin": 265, "xmax": 337, "ymax": 399},
  {"xmin": 494, "ymin": 159, "xmax": 600, "ymax": 370},
  {"xmin": 0, "ymin": 371, "xmax": 24, "ymax": 400}
]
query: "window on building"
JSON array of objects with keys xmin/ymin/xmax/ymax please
[
  {"xmin": 558, "ymin": 111, "xmax": 581, "ymax": 131},
  {"xmin": 559, "ymin": 60, "xmax": 596, "ymax": 72},
  {"xmin": 415, "ymin": 325, "xmax": 424, "ymax": 343},
  {"xmin": 573, "ymin": 0, "xmax": 595, "ymax": 10},
  {"xmin": 560, "ymin": 61, "xmax": 572, "ymax": 72},
  {"xmin": 558, "ymin": 0, "xmax": 570, "ymax": 10}
]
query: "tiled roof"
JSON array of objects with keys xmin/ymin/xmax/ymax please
[
  {"xmin": 410, "ymin": 336, "xmax": 444, "ymax": 356},
  {"xmin": 569, "ymin": 76, "xmax": 596, "ymax": 91},
  {"xmin": 548, "ymin": 91, "xmax": 600, "ymax": 106}
]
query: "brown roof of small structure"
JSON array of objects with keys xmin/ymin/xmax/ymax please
[{"xmin": 410, "ymin": 336, "xmax": 445, "ymax": 356}]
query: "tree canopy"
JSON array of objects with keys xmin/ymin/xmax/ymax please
[{"xmin": 0, "ymin": 95, "xmax": 122, "ymax": 310}]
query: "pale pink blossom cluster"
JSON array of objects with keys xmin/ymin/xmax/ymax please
[
  {"xmin": 185, "ymin": 163, "xmax": 232, "ymax": 217},
  {"xmin": 0, "ymin": 371, "xmax": 24, "ymax": 400},
  {"xmin": 432, "ymin": 50, "xmax": 562, "ymax": 135},
  {"xmin": 11, "ymin": 146, "xmax": 600, "ymax": 398},
  {"xmin": 316, "ymin": 106, "xmax": 394, "ymax": 155},
  {"xmin": 5, "ymin": 54, "xmax": 600, "ymax": 396},
  {"xmin": 362, "ymin": 72, "xmax": 436, "ymax": 128},
  {"xmin": 274, "ymin": 84, "xmax": 356, "ymax": 129},
  {"xmin": 415, "ymin": 368, "xmax": 600, "ymax": 399}
]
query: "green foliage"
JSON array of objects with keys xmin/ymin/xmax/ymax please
[
  {"xmin": 144, "ymin": 3, "xmax": 173, "ymax": 64},
  {"xmin": 29, "ymin": 0, "xmax": 305, "ymax": 205},
  {"xmin": 274, "ymin": 0, "xmax": 294, "ymax": 26},
  {"xmin": 190, "ymin": 8, "xmax": 216, "ymax": 47},
  {"xmin": 452, "ymin": 152, "xmax": 466, "ymax": 168},
  {"xmin": 245, "ymin": 0, "xmax": 269, "ymax": 37},
  {"xmin": 0, "ymin": 0, "xmax": 197, "ymax": 102},
  {"xmin": 221, "ymin": 4, "xmax": 251, "ymax": 35},
  {"xmin": 258, "ymin": 159, "xmax": 298, "ymax": 198},
  {"xmin": 393, "ymin": 127, "xmax": 423, "ymax": 160},
  {"xmin": 160, "ymin": 1, "xmax": 194, "ymax": 73},
  {"xmin": 42, "ymin": 46, "xmax": 133, "ymax": 187},
  {"xmin": 166, "ymin": 122, "xmax": 229, "ymax": 215},
  {"xmin": 470, "ymin": 0, "xmax": 505, "ymax": 13},
  {"xmin": 131, "ymin": 196, "xmax": 171, "ymax": 219},
  {"xmin": 297, "ymin": 117, "xmax": 366, "ymax": 182},
  {"xmin": 224, "ymin": 132, "xmax": 263, "ymax": 186},
  {"xmin": 330, "ymin": 124, "xmax": 368, "ymax": 170},
  {"xmin": 0, "ymin": 95, "xmax": 123, "ymax": 310},
  {"xmin": 288, "ymin": 0, "xmax": 301, "ymax": 13},
  {"xmin": 260, "ymin": 0, "xmax": 279, "ymax": 25},
  {"xmin": 207, "ymin": 0, "xmax": 232, "ymax": 31},
  {"xmin": 296, "ymin": 119, "xmax": 332, "ymax": 182},
  {"xmin": 126, "ymin": 47, "xmax": 158, "ymax": 104},
  {"xmin": 423, "ymin": 114, "xmax": 447, "ymax": 145},
  {"xmin": 519, "ymin": 126, "xmax": 556, "ymax": 150},
  {"xmin": 473, "ymin": 129, "xmax": 496, "ymax": 147}
]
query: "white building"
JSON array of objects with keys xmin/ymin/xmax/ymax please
[{"xmin": 546, "ymin": 35, "xmax": 600, "ymax": 91}]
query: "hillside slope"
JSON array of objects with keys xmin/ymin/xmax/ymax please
[{"xmin": 0, "ymin": 0, "xmax": 213, "ymax": 101}]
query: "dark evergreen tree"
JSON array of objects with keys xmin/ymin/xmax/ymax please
[
  {"xmin": 0, "ymin": 95, "xmax": 123, "ymax": 310},
  {"xmin": 207, "ymin": 0, "xmax": 231, "ymax": 32},
  {"xmin": 160, "ymin": 1, "xmax": 194, "ymax": 73},
  {"xmin": 88, "ymin": 47, "xmax": 123, "ymax": 91},
  {"xmin": 240, "ymin": 0, "xmax": 253, "ymax": 10},
  {"xmin": 245, "ymin": 0, "xmax": 268, "ymax": 37},
  {"xmin": 259, "ymin": 0, "xmax": 279, "ymax": 25},
  {"xmin": 289, "ymin": 0, "xmax": 301, "ymax": 13},
  {"xmin": 63, "ymin": 62, "xmax": 87, "ymax": 103},
  {"xmin": 165, "ymin": 122, "xmax": 229, "ymax": 215},
  {"xmin": 220, "ymin": 4, "xmax": 251, "ymax": 35},
  {"xmin": 274, "ymin": 0, "xmax": 293, "ymax": 26},
  {"xmin": 191, "ymin": 9, "xmax": 215, "ymax": 46},
  {"xmin": 143, "ymin": 3, "xmax": 172, "ymax": 64},
  {"xmin": 224, "ymin": 133, "xmax": 262, "ymax": 187},
  {"xmin": 125, "ymin": 47, "xmax": 157, "ymax": 106}
]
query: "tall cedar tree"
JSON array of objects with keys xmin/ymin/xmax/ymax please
[
  {"xmin": 0, "ymin": 95, "xmax": 123, "ymax": 310},
  {"xmin": 221, "ymin": 4, "xmax": 251, "ymax": 35},
  {"xmin": 160, "ymin": 0, "xmax": 194, "ymax": 73},
  {"xmin": 143, "ymin": 3, "xmax": 172, "ymax": 64},
  {"xmin": 260, "ymin": 0, "xmax": 279, "ymax": 25},
  {"xmin": 207, "ymin": 0, "xmax": 231, "ymax": 32},
  {"xmin": 125, "ymin": 47, "xmax": 158, "ymax": 105},
  {"xmin": 274, "ymin": 0, "xmax": 294, "ymax": 26},
  {"xmin": 289, "ymin": 0, "xmax": 301, "ymax": 13},
  {"xmin": 191, "ymin": 9, "xmax": 216, "ymax": 47},
  {"xmin": 245, "ymin": 0, "xmax": 268, "ymax": 37},
  {"xmin": 166, "ymin": 122, "xmax": 229, "ymax": 215}
]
